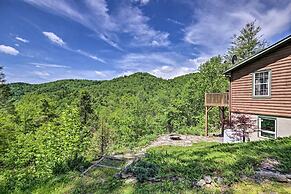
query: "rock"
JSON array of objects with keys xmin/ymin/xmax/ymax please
[
  {"xmin": 215, "ymin": 177, "xmax": 223, "ymax": 185},
  {"xmin": 114, "ymin": 173, "xmax": 122, "ymax": 179},
  {"xmin": 120, "ymin": 172, "xmax": 133, "ymax": 179},
  {"xmin": 196, "ymin": 179, "xmax": 206, "ymax": 187},
  {"xmin": 286, "ymin": 174, "xmax": 291, "ymax": 179},
  {"xmin": 148, "ymin": 177, "xmax": 161, "ymax": 182},
  {"xmin": 260, "ymin": 158, "xmax": 280, "ymax": 171},
  {"xmin": 125, "ymin": 177, "xmax": 137, "ymax": 184},
  {"xmin": 204, "ymin": 183, "xmax": 212, "ymax": 188},
  {"xmin": 255, "ymin": 171, "xmax": 289, "ymax": 183},
  {"xmin": 204, "ymin": 175, "xmax": 212, "ymax": 184},
  {"xmin": 170, "ymin": 176, "xmax": 180, "ymax": 181},
  {"xmin": 240, "ymin": 175, "xmax": 248, "ymax": 181}
]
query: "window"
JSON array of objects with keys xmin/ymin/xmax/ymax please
[
  {"xmin": 258, "ymin": 117, "xmax": 276, "ymax": 138},
  {"xmin": 253, "ymin": 71, "xmax": 271, "ymax": 97}
]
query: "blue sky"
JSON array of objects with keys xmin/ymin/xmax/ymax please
[{"xmin": 0, "ymin": 0, "xmax": 290, "ymax": 83}]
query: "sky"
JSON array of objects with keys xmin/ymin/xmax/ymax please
[{"xmin": 0, "ymin": 0, "xmax": 290, "ymax": 83}]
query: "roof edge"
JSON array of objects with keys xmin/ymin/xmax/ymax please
[{"xmin": 224, "ymin": 34, "xmax": 291, "ymax": 75}]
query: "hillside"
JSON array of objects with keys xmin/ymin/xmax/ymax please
[
  {"xmin": 8, "ymin": 72, "xmax": 193, "ymax": 100},
  {"xmin": 1, "ymin": 58, "xmax": 229, "ymax": 193},
  {"xmin": 14, "ymin": 137, "xmax": 291, "ymax": 194}
]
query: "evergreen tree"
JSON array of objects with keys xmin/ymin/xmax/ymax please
[
  {"xmin": 226, "ymin": 21, "xmax": 267, "ymax": 64},
  {"xmin": 79, "ymin": 91, "xmax": 93, "ymax": 126},
  {"xmin": 0, "ymin": 66, "xmax": 12, "ymax": 108}
]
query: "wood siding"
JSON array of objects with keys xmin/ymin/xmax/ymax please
[{"xmin": 230, "ymin": 44, "xmax": 291, "ymax": 118}]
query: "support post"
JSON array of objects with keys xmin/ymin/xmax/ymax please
[
  {"xmin": 205, "ymin": 106, "xmax": 208, "ymax": 136},
  {"xmin": 220, "ymin": 107, "xmax": 225, "ymax": 137}
]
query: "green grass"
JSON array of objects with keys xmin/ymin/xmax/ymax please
[
  {"xmin": 142, "ymin": 138, "xmax": 291, "ymax": 183},
  {"xmin": 7, "ymin": 137, "xmax": 291, "ymax": 193}
]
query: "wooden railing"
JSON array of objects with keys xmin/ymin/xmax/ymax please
[{"xmin": 205, "ymin": 93, "xmax": 229, "ymax": 107}]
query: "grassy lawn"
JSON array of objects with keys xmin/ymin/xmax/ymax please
[{"xmin": 17, "ymin": 137, "xmax": 291, "ymax": 193}]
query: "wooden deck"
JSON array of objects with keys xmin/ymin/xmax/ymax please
[
  {"xmin": 205, "ymin": 93, "xmax": 229, "ymax": 107},
  {"xmin": 204, "ymin": 93, "xmax": 229, "ymax": 136}
]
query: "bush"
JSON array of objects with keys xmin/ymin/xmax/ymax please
[{"xmin": 127, "ymin": 160, "xmax": 159, "ymax": 182}]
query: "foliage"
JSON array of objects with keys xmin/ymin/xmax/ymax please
[
  {"xmin": 0, "ymin": 66, "xmax": 13, "ymax": 111},
  {"xmin": 226, "ymin": 21, "xmax": 267, "ymax": 64},
  {"xmin": 225, "ymin": 114, "xmax": 257, "ymax": 142},
  {"xmin": 127, "ymin": 160, "xmax": 160, "ymax": 182}
]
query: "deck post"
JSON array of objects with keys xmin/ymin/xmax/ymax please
[
  {"xmin": 220, "ymin": 107, "xmax": 225, "ymax": 137},
  {"xmin": 205, "ymin": 106, "xmax": 208, "ymax": 136},
  {"xmin": 204, "ymin": 92, "xmax": 229, "ymax": 137}
]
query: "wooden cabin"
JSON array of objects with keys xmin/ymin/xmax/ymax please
[{"xmin": 223, "ymin": 35, "xmax": 291, "ymax": 140}]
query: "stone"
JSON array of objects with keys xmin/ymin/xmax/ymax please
[
  {"xmin": 125, "ymin": 177, "xmax": 137, "ymax": 184},
  {"xmin": 114, "ymin": 173, "xmax": 122, "ymax": 179},
  {"xmin": 255, "ymin": 171, "xmax": 289, "ymax": 183},
  {"xmin": 286, "ymin": 174, "xmax": 291, "ymax": 179},
  {"xmin": 240, "ymin": 175, "xmax": 248, "ymax": 181},
  {"xmin": 196, "ymin": 179, "xmax": 206, "ymax": 187},
  {"xmin": 204, "ymin": 175, "xmax": 212, "ymax": 184},
  {"xmin": 215, "ymin": 177, "xmax": 223, "ymax": 185},
  {"xmin": 148, "ymin": 177, "xmax": 161, "ymax": 182},
  {"xmin": 204, "ymin": 183, "xmax": 212, "ymax": 188},
  {"xmin": 170, "ymin": 176, "xmax": 180, "ymax": 181},
  {"xmin": 120, "ymin": 172, "xmax": 133, "ymax": 179},
  {"xmin": 260, "ymin": 158, "xmax": 280, "ymax": 171}
]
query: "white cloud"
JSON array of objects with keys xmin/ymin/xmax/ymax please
[
  {"xmin": 117, "ymin": 5, "xmax": 170, "ymax": 47},
  {"xmin": 94, "ymin": 70, "xmax": 116, "ymax": 79},
  {"xmin": 116, "ymin": 52, "xmax": 207, "ymax": 79},
  {"xmin": 151, "ymin": 66, "xmax": 195, "ymax": 79},
  {"xmin": 41, "ymin": 31, "xmax": 106, "ymax": 63},
  {"xmin": 16, "ymin": 36, "xmax": 29, "ymax": 43},
  {"xmin": 30, "ymin": 62, "xmax": 70, "ymax": 68},
  {"xmin": 25, "ymin": 0, "xmax": 170, "ymax": 48},
  {"xmin": 132, "ymin": 0, "xmax": 150, "ymax": 6},
  {"xmin": 33, "ymin": 71, "xmax": 50, "ymax": 77},
  {"xmin": 42, "ymin": 31, "xmax": 66, "ymax": 46},
  {"xmin": 99, "ymin": 34, "xmax": 123, "ymax": 51},
  {"xmin": 0, "ymin": 45, "xmax": 19, "ymax": 55},
  {"xmin": 183, "ymin": 0, "xmax": 291, "ymax": 55},
  {"xmin": 167, "ymin": 18, "xmax": 184, "ymax": 26},
  {"xmin": 188, "ymin": 56, "xmax": 209, "ymax": 69},
  {"xmin": 76, "ymin": 49, "xmax": 106, "ymax": 63},
  {"xmin": 15, "ymin": 43, "xmax": 20, "ymax": 47},
  {"xmin": 117, "ymin": 52, "xmax": 180, "ymax": 71}
]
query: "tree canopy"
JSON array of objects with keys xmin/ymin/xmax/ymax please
[{"xmin": 226, "ymin": 21, "xmax": 267, "ymax": 64}]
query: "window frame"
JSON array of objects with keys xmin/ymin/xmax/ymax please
[
  {"xmin": 258, "ymin": 116, "xmax": 277, "ymax": 139},
  {"xmin": 252, "ymin": 70, "xmax": 272, "ymax": 98}
]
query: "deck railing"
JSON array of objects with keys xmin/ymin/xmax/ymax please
[{"xmin": 205, "ymin": 93, "xmax": 229, "ymax": 107}]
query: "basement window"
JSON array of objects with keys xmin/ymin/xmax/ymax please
[
  {"xmin": 258, "ymin": 117, "xmax": 276, "ymax": 138},
  {"xmin": 253, "ymin": 70, "xmax": 271, "ymax": 97}
]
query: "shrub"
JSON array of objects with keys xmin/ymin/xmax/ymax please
[{"xmin": 127, "ymin": 160, "xmax": 159, "ymax": 182}]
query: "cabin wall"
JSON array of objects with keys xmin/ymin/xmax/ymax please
[{"xmin": 230, "ymin": 44, "xmax": 291, "ymax": 118}]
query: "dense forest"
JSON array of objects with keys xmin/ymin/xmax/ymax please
[{"xmin": 0, "ymin": 22, "xmax": 267, "ymax": 192}]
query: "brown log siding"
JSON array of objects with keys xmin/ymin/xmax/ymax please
[{"xmin": 230, "ymin": 44, "xmax": 291, "ymax": 118}]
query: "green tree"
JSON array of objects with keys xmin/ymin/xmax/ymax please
[
  {"xmin": 79, "ymin": 91, "xmax": 93, "ymax": 126},
  {"xmin": 0, "ymin": 66, "xmax": 12, "ymax": 109},
  {"xmin": 226, "ymin": 21, "xmax": 267, "ymax": 63}
]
